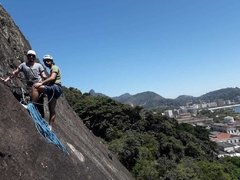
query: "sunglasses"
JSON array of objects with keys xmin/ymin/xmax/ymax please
[{"xmin": 27, "ymin": 54, "xmax": 36, "ymax": 58}]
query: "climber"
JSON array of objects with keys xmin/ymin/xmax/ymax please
[
  {"xmin": 1, "ymin": 50, "xmax": 47, "ymax": 117},
  {"xmin": 32, "ymin": 54, "xmax": 62, "ymax": 131}
]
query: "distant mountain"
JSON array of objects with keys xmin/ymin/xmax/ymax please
[
  {"xmin": 113, "ymin": 93, "xmax": 131, "ymax": 102},
  {"xmin": 175, "ymin": 95, "xmax": 198, "ymax": 105},
  {"xmin": 112, "ymin": 87, "xmax": 240, "ymax": 108},
  {"xmin": 124, "ymin": 91, "xmax": 165, "ymax": 107},
  {"xmin": 175, "ymin": 95, "xmax": 195, "ymax": 101},
  {"xmin": 199, "ymin": 87, "xmax": 240, "ymax": 102},
  {"xmin": 89, "ymin": 89, "xmax": 107, "ymax": 97},
  {"xmin": 113, "ymin": 91, "xmax": 169, "ymax": 108}
]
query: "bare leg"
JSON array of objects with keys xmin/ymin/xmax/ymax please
[
  {"xmin": 31, "ymin": 85, "xmax": 45, "ymax": 117},
  {"xmin": 36, "ymin": 95, "xmax": 45, "ymax": 118},
  {"xmin": 31, "ymin": 86, "xmax": 39, "ymax": 102},
  {"xmin": 48, "ymin": 98, "xmax": 57, "ymax": 127}
]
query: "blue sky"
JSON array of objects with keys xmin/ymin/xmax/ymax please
[{"xmin": 1, "ymin": 1, "xmax": 240, "ymax": 98}]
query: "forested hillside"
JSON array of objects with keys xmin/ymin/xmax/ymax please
[
  {"xmin": 199, "ymin": 87, "xmax": 240, "ymax": 102},
  {"xmin": 64, "ymin": 86, "xmax": 240, "ymax": 179}
]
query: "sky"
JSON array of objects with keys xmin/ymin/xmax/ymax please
[{"xmin": 1, "ymin": 0, "xmax": 240, "ymax": 98}]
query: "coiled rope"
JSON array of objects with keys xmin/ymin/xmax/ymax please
[{"xmin": 27, "ymin": 103, "xmax": 68, "ymax": 154}]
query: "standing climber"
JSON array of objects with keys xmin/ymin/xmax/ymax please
[
  {"xmin": 1, "ymin": 50, "xmax": 47, "ymax": 117},
  {"xmin": 33, "ymin": 54, "xmax": 62, "ymax": 130}
]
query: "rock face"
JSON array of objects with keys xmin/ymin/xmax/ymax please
[{"xmin": 0, "ymin": 5, "xmax": 133, "ymax": 180}]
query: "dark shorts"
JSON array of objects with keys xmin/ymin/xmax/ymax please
[{"xmin": 43, "ymin": 84, "xmax": 62, "ymax": 100}]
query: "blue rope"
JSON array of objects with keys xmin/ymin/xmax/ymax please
[{"xmin": 27, "ymin": 103, "xmax": 68, "ymax": 155}]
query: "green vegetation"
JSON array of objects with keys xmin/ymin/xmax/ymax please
[
  {"xmin": 63, "ymin": 87, "xmax": 240, "ymax": 179},
  {"xmin": 198, "ymin": 109, "xmax": 240, "ymax": 122},
  {"xmin": 200, "ymin": 87, "xmax": 240, "ymax": 102}
]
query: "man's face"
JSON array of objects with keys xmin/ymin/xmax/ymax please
[
  {"xmin": 27, "ymin": 54, "xmax": 35, "ymax": 62},
  {"xmin": 44, "ymin": 59, "xmax": 52, "ymax": 68}
]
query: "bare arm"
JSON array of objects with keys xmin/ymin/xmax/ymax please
[
  {"xmin": 41, "ymin": 72, "xmax": 57, "ymax": 85},
  {"xmin": 2, "ymin": 67, "xmax": 21, "ymax": 82},
  {"xmin": 40, "ymin": 71, "xmax": 47, "ymax": 80},
  {"xmin": 34, "ymin": 72, "xmax": 57, "ymax": 88}
]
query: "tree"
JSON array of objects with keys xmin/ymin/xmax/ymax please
[{"xmin": 132, "ymin": 160, "xmax": 159, "ymax": 180}]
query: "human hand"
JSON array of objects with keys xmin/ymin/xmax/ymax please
[
  {"xmin": 33, "ymin": 82, "xmax": 42, "ymax": 88},
  {"xmin": 5, "ymin": 77, "xmax": 10, "ymax": 82},
  {"xmin": 1, "ymin": 77, "xmax": 10, "ymax": 82}
]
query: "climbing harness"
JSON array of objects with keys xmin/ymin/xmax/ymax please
[{"xmin": 27, "ymin": 103, "xmax": 68, "ymax": 154}]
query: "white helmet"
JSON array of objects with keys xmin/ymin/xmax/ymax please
[
  {"xmin": 27, "ymin": 50, "xmax": 36, "ymax": 56},
  {"xmin": 43, "ymin": 54, "xmax": 53, "ymax": 61}
]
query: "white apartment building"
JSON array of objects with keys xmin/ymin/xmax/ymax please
[{"xmin": 164, "ymin": 110, "xmax": 174, "ymax": 118}]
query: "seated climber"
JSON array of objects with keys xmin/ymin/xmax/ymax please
[{"xmin": 32, "ymin": 54, "xmax": 62, "ymax": 131}]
